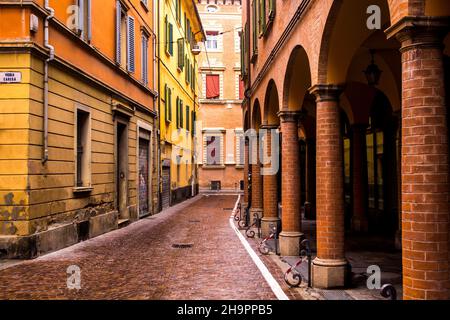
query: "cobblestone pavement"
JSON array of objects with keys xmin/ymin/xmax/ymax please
[{"xmin": 0, "ymin": 195, "xmax": 277, "ymax": 300}]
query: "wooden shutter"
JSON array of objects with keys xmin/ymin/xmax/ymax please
[
  {"xmin": 77, "ymin": 0, "xmax": 84, "ymax": 35},
  {"xmin": 168, "ymin": 88, "xmax": 172, "ymax": 121},
  {"xmin": 180, "ymin": 100, "xmax": 184, "ymax": 129},
  {"xmin": 127, "ymin": 16, "xmax": 135, "ymax": 72},
  {"xmin": 186, "ymin": 106, "xmax": 190, "ymax": 132},
  {"xmin": 164, "ymin": 15, "xmax": 169, "ymax": 54},
  {"xmin": 169, "ymin": 23, "xmax": 173, "ymax": 55},
  {"xmin": 87, "ymin": 0, "xmax": 92, "ymax": 41},
  {"xmin": 268, "ymin": 0, "xmax": 276, "ymax": 21},
  {"xmin": 177, "ymin": 38, "xmax": 184, "ymax": 70},
  {"xmin": 164, "ymin": 84, "xmax": 169, "ymax": 121},
  {"xmin": 115, "ymin": 0, "xmax": 121, "ymax": 64},
  {"xmin": 142, "ymin": 34, "xmax": 148, "ymax": 85},
  {"xmin": 206, "ymin": 74, "xmax": 220, "ymax": 99}
]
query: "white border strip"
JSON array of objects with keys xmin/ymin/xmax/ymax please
[{"xmin": 230, "ymin": 196, "xmax": 289, "ymax": 301}]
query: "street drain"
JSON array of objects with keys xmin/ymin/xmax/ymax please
[{"xmin": 172, "ymin": 243, "xmax": 194, "ymax": 249}]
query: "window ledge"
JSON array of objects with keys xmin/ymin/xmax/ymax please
[{"xmin": 73, "ymin": 187, "xmax": 94, "ymax": 194}]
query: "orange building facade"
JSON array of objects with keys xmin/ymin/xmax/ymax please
[
  {"xmin": 0, "ymin": 0, "xmax": 159, "ymax": 258},
  {"xmin": 197, "ymin": 0, "xmax": 245, "ymax": 193}
]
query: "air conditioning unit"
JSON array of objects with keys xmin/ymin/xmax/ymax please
[{"xmin": 191, "ymin": 43, "xmax": 201, "ymax": 55}]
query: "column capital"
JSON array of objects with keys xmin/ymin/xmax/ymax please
[
  {"xmin": 309, "ymin": 84, "xmax": 344, "ymax": 102},
  {"xmin": 385, "ymin": 16, "xmax": 450, "ymax": 52},
  {"xmin": 277, "ymin": 110, "xmax": 302, "ymax": 123}
]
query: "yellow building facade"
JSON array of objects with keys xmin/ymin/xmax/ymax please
[
  {"xmin": 157, "ymin": 0, "xmax": 205, "ymax": 208},
  {"xmin": 0, "ymin": 0, "xmax": 158, "ymax": 258}
]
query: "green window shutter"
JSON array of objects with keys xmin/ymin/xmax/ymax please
[
  {"xmin": 177, "ymin": 38, "xmax": 184, "ymax": 70},
  {"xmin": 180, "ymin": 100, "xmax": 184, "ymax": 129},
  {"xmin": 168, "ymin": 89, "xmax": 172, "ymax": 121},
  {"xmin": 191, "ymin": 64, "xmax": 195, "ymax": 89},
  {"xmin": 177, "ymin": 99, "xmax": 180, "ymax": 128},
  {"xmin": 184, "ymin": 13, "xmax": 187, "ymax": 39},
  {"xmin": 164, "ymin": 84, "xmax": 168, "ymax": 121},
  {"xmin": 169, "ymin": 23, "xmax": 173, "ymax": 56},
  {"xmin": 252, "ymin": 1, "xmax": 257, "ymax": 55},
  {"xmin": 186, "ymin": 106, "xmax": 190, "ymax": 131},
  {"xmin": 269, "ymin": 0, "xmax": 276, "ymax": 20},
  {"xmin": 258, "ymin": 0, "xmax": 266, "ymax": 36},
  {"xmin": 164, "ymin": 15, "xmax": 169, "ymax": 54},
  {"xmin": 176, "ymin": 0, "xmax": 181, "ymax": 23}
]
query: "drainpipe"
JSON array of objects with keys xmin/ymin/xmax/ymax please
[
  {"xmin": 43, "ymin": 0, "xmax": 55, "ymax": 164},
  {"xmin": 156, "ymin": 0, "xmax": 162, "ymax": 212}
]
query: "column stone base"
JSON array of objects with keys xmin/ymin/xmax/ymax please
[
  {"xmin": 351, "ymin": 216, "xmax": 368, "ymax": 233},
  {"xmin": 279, "ymin": 231, "xmax": 303, "ymax": 256},
  {"xmin": 312, "ymin": 258, "xmax": 349, "ymax": 289},
  {"xmin": 261, "ymin": 217, "xmax": 280, "ymax": 238}
]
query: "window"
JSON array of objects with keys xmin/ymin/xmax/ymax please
[
  {"xmin": 205, "ymin": 31, "xmax": 219, "ymax": 50},
  {"xmin": 76, "ymin": 108, "xmax": 91, "ymax": 188},
  {"xmin": 127, "ymin": 16, "xmax": 135, "ymax": 72},
  {"xmin": 258, "ymin": 0, "xmax": 266, "ymax": 36},
  {"xmin": 141, "ymin": 33, "xmax": 149, "ymax": 86},
  {"xmin": 175, "ymin": 0, "xmax": 181, "ymax": 23},
  {"xmin": 251, "ymin": 1, "xmax": 258, "ymax": 56},
  {"xmin": 177, "ymin": 38, "xmax": 185, "ymax": 70},
  {"xmin": 185, "ymin": 58, "xmax": 191, "ymax": 85},
  {"xmin": 115, "ymin": 1, "xmax": 135, "ymax": 72},
  {"xmin": 205, "ymin": 135, "xmax": 222, "ymax": 166},
  {"xmin": 191, "ymin": 110, "xmax": 196, "ymax": 137},
  {"xmin": 165, "ymin": 15, "xmax": 173, "ymax": 56},
  {"xmin": 115, "ymin": 1, "xmax": 125, "ymax": 65},
  {"xmin": 176, "ymin": 97, "xmax": 183, "ymax": 129},
  {"xmin": 77, "ymin": 0, "xmax": 92, "ymax": 42},
  {"xmin": 164, "ymin": 84, "xmax": 172, "ymax": 122},
  {"xmin": 206, "ymin": 74, "xmax": 220, "ymax": 99},
  {"xmin": 186, "ymin": 106, "xmax": 190, "ymax": 131}
]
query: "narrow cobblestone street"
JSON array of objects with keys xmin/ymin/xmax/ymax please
[{"xmin": 0, "ymin": 195, "xmax": 277, "ymax": 300}]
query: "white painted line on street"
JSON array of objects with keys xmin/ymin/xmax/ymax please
[{"xmin": 229, "ymin": 196, "xmax": 290, "ymax": 301}]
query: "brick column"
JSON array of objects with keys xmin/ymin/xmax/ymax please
[
  {"xmin": 389, "ymin": 17, "xmax": 450, "ymax": 300},
  {"xmin": 351, "ymin": 124, "xmax": 369, "ymax": 232},
  {"xmin": 278, "ymin": 111, "xmax": 302, "ymax": 256},
  {"xmin": 243, "ymin": 139, "xmax": 250, "ymax": 209},
  {"xmin": 261, "ymin": 125, "xmax": 280, "ymax": 237},
  {"xmin": 310, "ymin": 85, "xmax": 348, "ymax": 288},
  {"xmin": 250, "ymin": 134, "xmax": 263, "ymax": 220},
  {"xmin": 304, "ymin": 138, "xmax": 316, "ymax": 220}
]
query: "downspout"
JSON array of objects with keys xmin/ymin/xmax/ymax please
[{"xmin": 43, "ymin": 0, "xmax": 55, "ymax": 164}]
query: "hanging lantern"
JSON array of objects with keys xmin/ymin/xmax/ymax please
[{"xmin": 364, "ymin": 50, "xmax": 382, "ymax": 86}]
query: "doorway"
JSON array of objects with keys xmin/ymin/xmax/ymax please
[
  {"xmin": 116, "ymin": 121, "xmax": 129, "ymax": 219},
  {"xmin": 138, "ymin": 129, "xmax": 151, "ymax": 218}
]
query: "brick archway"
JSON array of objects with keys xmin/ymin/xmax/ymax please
[
  {"xmin": 263, "ymin": 80, "xmax": 280, "ymax": 126},
  {"xmin": 282, "ymin": 45, "xmax": 312, "ymax": 112}
]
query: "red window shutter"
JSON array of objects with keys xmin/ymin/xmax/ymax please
[
  {"xmin": 206, "ymin": 74, "xmax": 220, "ymax": 99},
  {"xmin": 239, "ymin": 79, "xmax": 245, "ymax": 99}
]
